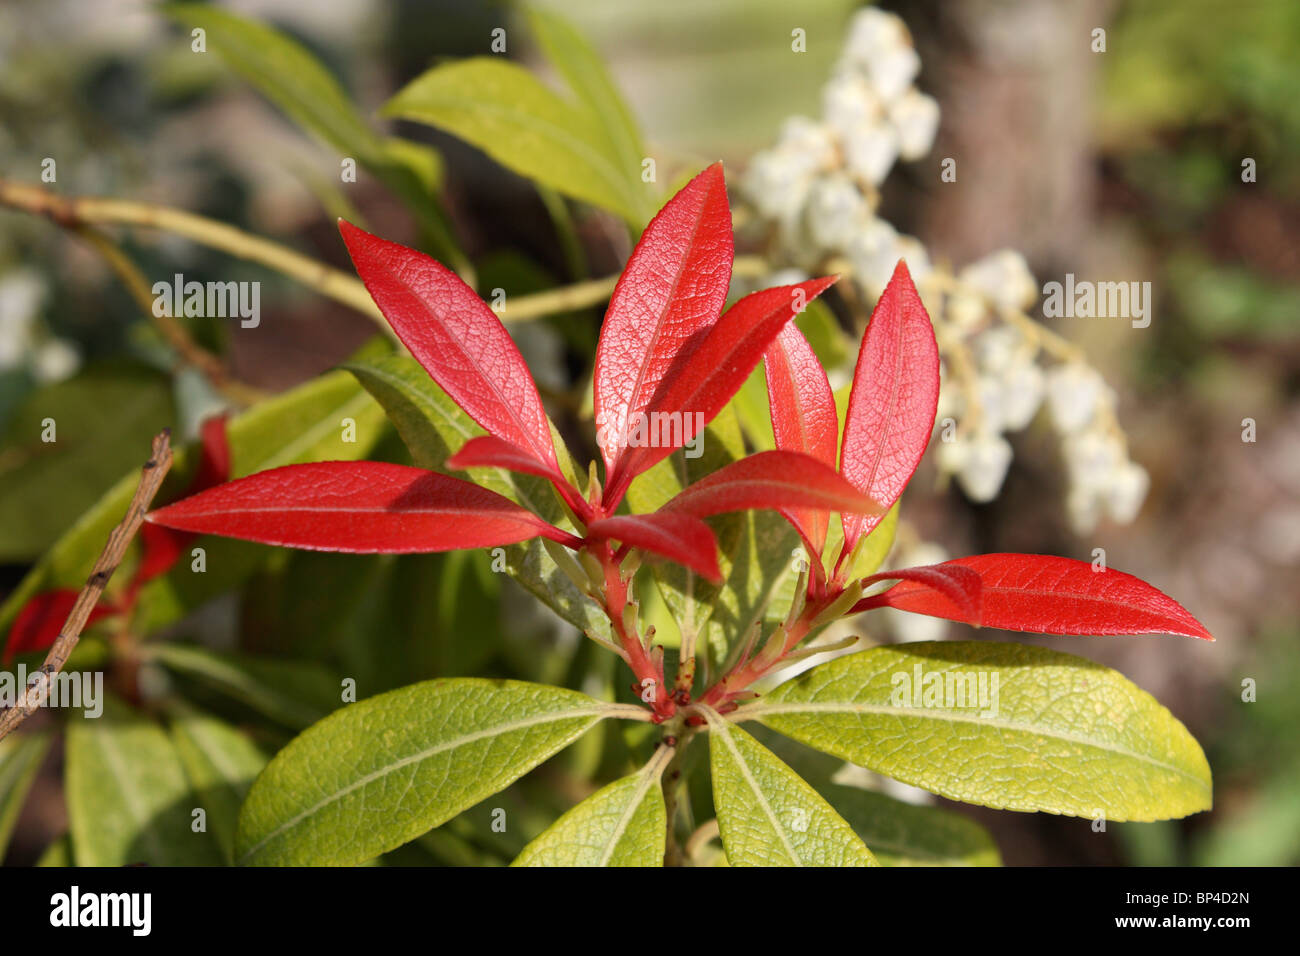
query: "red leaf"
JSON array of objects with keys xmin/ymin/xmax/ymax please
[
  {"xmin": 4, "ymin": 589, "xmax": 118, "ymax": 664},
  {"xmin": 857, "ymin": 553, "xmax": 1213, "ymax": 640},
  {"xmin": 662, "ymin": 450, "xmax": 882, "ymax": 520},
  {"xmin": 853, "ymin": 563, "xmax": 984, "ymax": 626},
  {"xmin": 606, "ymin": 277, "xmax": 837, "ymax": 505},
  {"xmin": 133, "ymin": 413, "xmax": 233, "ymax": 590},
  {"xmin": 147, "ymin": 461, "xmax": 578, "ymax": 554},
  {"xmin": 586, "ymin": 512, "xmax": 721, "ymax": 583},
  {"xmin": 339, "ymin": 220, "xmax": 559, "ymax": 478},
  {"xmin": 839, "ymin": 260, "xmax": 939, "ymax": 553},
  {"xmin": 765, "ymin": 321, "xmax": 838, "ymax": 555},
  {"xmin": 191, "ymin": 413, "xmax": 232, "ymax": 494},
  {"xmin": 594, "ymin": 163, "xmax": 733, "ymax": 499}
]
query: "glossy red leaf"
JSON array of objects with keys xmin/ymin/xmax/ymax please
[
  {"xmin": 853, "ymin": 563, "xmax": 984, "ymax": 626},
  {"xmin": 765, "ymin": 322, "xmax": 838, "ymax": 556},
  {"xmin": 147, "ymin": 461, "xmax": 578, "ymax": 554},
  {"xmin": 594, "ymin": 163, "xmax": 733, "ymax": 498},
  {"xmin": 339, "ymin": 220, "xmax": 560, "ymax": 478},
  {"xmin": 839, "ymin": 260, "xmax": 939, "ymax": 553},
  {"xmin": 661, "ymin": 450, "xmax": 882, "ymax": 520},
  {"xmin": 586, "ymin": 512, "xmax": 721, "ymax": 583},
  {"xmin": 605, "ymin": 277, "xmax": 837, "ymax": 506},
  {"xmin": 4, "ymin": 589, "xmax": 118, "ymax": 664},
  {"xmin": 446, "ymin": 435, "xmax": 570, "ymax": 483},
  {"xmin": 857, "ymin": 553, "xmax": 1213, "ymax": 640}
]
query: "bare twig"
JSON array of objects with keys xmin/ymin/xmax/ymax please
[
  {"xmin": 0, "ymin": 178, "xmax": 627, "ymax": 324},
  {"xmin": 73, "ymin": 226, "xmax": 269, "ymax": 407},
  {"xmin": 0, "ymin": 431, "xmax": 173, "ymax": 742}
]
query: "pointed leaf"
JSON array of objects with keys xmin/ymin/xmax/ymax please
[
  {"xmin": 752, "ymin": 728, "xmax": 1000, "ymax": 866},
  {"xmin": 702, "ymin": 709, "xmax": 878, "ymax": 866},
  {"xmin": 168, "ymin": 703, "xmax": 268, "ymax": 865},
  {"xmin": 860, "ymin": 553, "xmax": 1213, "ymax": 639},
  {"xmin": 4, "ymin": 589, "xmax": 117, "ymax": 664},
  {"xmin": 147, "ymin": 461, "xmax": 574, "ymax": 554},
  {"xmin": 765, "ymin": 322, "xmax": 839, "ymax": 555},
  {"xmin": 235, "ymin": 679, "xmax": 617, "ymax": 865},
  {"xmin": 340, "ymin": 220, "xmax": 559, "ymax": 475},
  {"xmin": 66, "ymin": 693, "xmax": 223, "ymax": 865},
  {"xmin": 0, "ymin": 732, "xmax": 51, "ymax": 859},
  {"xmin": 346, "ymin": 355, "xmax": 609, "ymax": 642},
  {"xmin": 856, "ymin": 563, "xmax": 983, "ymax": 626},
  {"xmin": 595, "ymin": 164, "xmax": 733, "ymax": 496},
  {"xmin": 512, "ymin": 748, "xmax": 670, "ymax": 867},
  {"xmin": 613, "ymin": 277, "xmax": 837, "ymax": 489},
  {"xmin": 446, "ymin": 434, "xmax": 580, "ymax": 500},
  {"xmin": 526, "ymin": 7, "xmax": 647, "ymax": 211},
  {"xmin": 840, "ymin": 261, "xmax": 939, "ymax": 551},
  {"xmin": 587, "ymin": 512, "xmax": 721, "ymax": 583},
  {"xmin": 747, "ymin": 642, "xmax": 1213, "ymax": 821},
  {"xmin": 662, "ymin": 450, "xmax": 882, "ymax": 520},
  {"xmin": 383, "ymin": 58, "xmax": 643, "ymax": 222}
]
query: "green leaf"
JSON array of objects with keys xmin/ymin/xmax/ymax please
[
  {"xmin": 35, "ymin": 834, "xmax": 73, "ymax": 867},
  {"xmin": 384, "ymin": 58, "xmax": 643, "ymax": 223},
  {"xmin": 512, "ymin": 748, "xmax": 669, "ymax": 867},
  {"xmin": 66, "ymin": 692, "xmax": 223, "ymax": 866},
  {"xmin": 346, "ymin": 354, "xmax": 609, "ymax": 641},
  {"xmin": 168, "ymin": 702, "xmax": 269, "ymax": 864},
  {"xmin": 748, "ymin": 642, "xmax": 1213, "ymax": 821},
  {"xmin": 0, "ymin": 368, "xmax": 387, "ymax": 646},
  {"xmin": 0, "ymin": 364, "xmax": 175, "ymax": 561},
  {"xmin": 751, "ymin": 728, "xmax": 1000, "ymax": 866},
  {"xmin": 526, "ymin": 5, "xmax": 649, "ymax": 217},
  {"xmin": 704, "ymin": 710, "xmax": 877, "ymax": 866},
  {"xmin": 235, "ymin": 679, "xmax": 621, "ymax": 865},
  {"xmin": 0, "ymin": 731, "xmax": 51, "ymax": 858},
  {"xmin": 147, "ymin": 643, "xmax": 340, "ymax": 730},
  {"xmin": 163, "ymin": 3, "xmax": 466, "ymax": 275}
]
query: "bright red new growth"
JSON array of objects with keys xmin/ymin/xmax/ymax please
[
  {"xmin": 764, "ymin": 322, "xmax": 838, "ymax": 556},
  {"xmin": 586, "ymin": 512, "xmax": 722, "ymax": 583},
  {"xmin": 856, "ymin": 563, "xmax": 984, "ymax": 627},
  {"xmin": 339, "ymin": 220, "xmax": 562, "ymax": 482},
  {"xmin": 594, "ymin": 163, "xmax": 734, "ymax": 500},
  {"xmin": 839, "ymin": 260, "xmax": 939, "ymax": 554},
  {"xmin": 3, "ymin": 414, "xmax": 231, "ymax": 663},
  {"xmin": 90, "ymin": 163, "xmax": 1210, "ymax": 727},
  {"xmin": 147, "ymin": 461, "xmax": 578, "ymax": 553},
  {"xmin": 132, "ymin": 414, "xmax": 232, "ymax": 592},
  {"xmin": 662, "ymin": 450, "xmax": 882, "ymax": 520},
  {"xmin": 606, "ymin": 277, "xmax": 838, "ymax": 507},
  {"xmin": 858, "ymin": 553, "xmax": 1213, "ymax": 640},
  {"xmin": 3, "ymin": 589, "xmax": 118, "ymax": 665}
]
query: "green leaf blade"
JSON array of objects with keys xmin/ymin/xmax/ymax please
[
  {"xmin": 750, "ymin": 642, "xmax": 1213, "ymax": 822},
  {"xmin": 235, "ymin": 679, "xmax": 611, "ymax": 866},
  {"xmin": 512, "ymin": 749, "xmax": 669, "ymax": 867},
  {"xmin": 0, "ymin": 731, "xmax": 51, "ymax": 858},
  {"xmin": 66, "ymin": 693, "xmax": 223, "ymax": 866},
  {"xmin": 705, "ymin": 712, "xmax": 877, "ymax": 867},
  {"xmin": 384, "ymin": 58, "xmax": 640, "ymax": 222}
]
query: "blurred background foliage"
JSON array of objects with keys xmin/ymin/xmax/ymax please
[{"xmin": 0, "ymin": 0, "xmax": 1296, "ymax": 866}]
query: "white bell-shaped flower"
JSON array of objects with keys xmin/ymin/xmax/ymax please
[
  {"xmin": 957, "ymin": 431, "xmax": 1013, "ymax": 502},
  {"xmin": 889, "ymin": 90, "xmax": 941, "ymax": 160}
]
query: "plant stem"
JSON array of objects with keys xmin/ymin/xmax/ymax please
[
  {"xmin": 0, "ymin": 178, "xmax": 629, "ymax": 326},
  {"xmin": 0, "ymin": 431, "xmax": 173, "ymax": 741},
  {"xmin": 73, "ymin": 226, "xmax": 270, "ymax": 407}
]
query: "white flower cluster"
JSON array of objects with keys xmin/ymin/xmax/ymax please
[
  {"xmin": 741, "ymin": 8, "xmax": 1148, "ymax": 534},
  {"xmin": 742, "ymin": 8, "xmax": 939, "ymax": 292},
  {"xmin": 932, "ymin": 252, "xmax": 1150, "ymax": 531},
  {"xmin": 0, "ymin": 268, "xmax": 81, "ymax": 384}
]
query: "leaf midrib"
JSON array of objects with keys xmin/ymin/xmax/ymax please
[
  {"xmin": 238, "ymin": 706, "xmax": 608, "ymax": 863},
  {"xmin": 741, "ymin": 701, "xmax": 1208, "ymax": 787}
]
